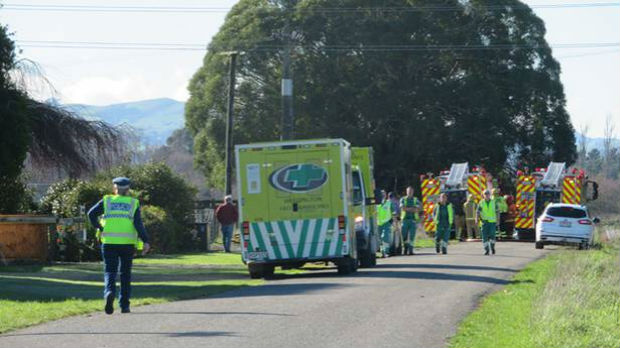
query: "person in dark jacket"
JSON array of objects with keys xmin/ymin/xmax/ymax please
[{"xmin": 215, "ymin": 195, "xmax": 239, "ymax": 253}]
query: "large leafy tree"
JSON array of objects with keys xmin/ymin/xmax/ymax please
[
  {"xmin": 186, "ymin": 0, "xmax": 576, "ymax": 190},
  {"xmin": 0, "ymin": 24, "xmax": 123, "ymax": 213}
]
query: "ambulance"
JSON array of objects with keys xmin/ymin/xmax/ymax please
[{"xmin": 235, "ymin": 139, "xmax": 377, "ymax": 278}]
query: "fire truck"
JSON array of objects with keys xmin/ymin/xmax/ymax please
[
  {"xmin": 420, "ymin": 163, "xmax": 490, "ymax": 234},
  {"xmin": 514, "ymin": 162, "xmax": 598, "ymax": 240}
]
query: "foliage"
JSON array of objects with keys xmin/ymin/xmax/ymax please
[
  {"xmin": 0, "ymin": 23, "xmax": 125, "ymax": 213},
  {"xmin": 39, "ymin": 162, "xmax": 198, "ymax": 253},
  {"xmin": 186, "ymin": 0, "xmax": 576, "ymax": 190},
  {"xmin": 0, "ymin": 262, "xmax": 258, "ymax": 334},
  {"xmin": 40, "ymin": 179, "xmax": 106, "ymax": 218},
  {"xmin": 587, "ymin": 175, "xmax": 620, "ymax": 217},
  {"xmin": 140, "ymin": 205, "xmax": 184, "ymax": 253},
  {"xmin": 103, "ymin": 162, "xmax": 198, "ymax": 225},
  {"xmin": 449, "ymin": 242, "xmax": 620, "ymax": 348},
  {"xmin": 0, "ymin": 25, "xmax": 31, "ymax": 213}
]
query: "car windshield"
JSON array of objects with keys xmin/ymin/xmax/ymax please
[{"xmin": 546, "ymin": 206, "xmax": 587, "ymax": 219}]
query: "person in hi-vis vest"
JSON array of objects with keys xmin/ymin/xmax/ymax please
[
  {"xmin": 376, "ymin": 190, "xmax": 393, "ymax": 258},
  {"xmin": 88, "ymin": 177, "xmax": 150, "ymax": 314},
  {"xmin": 433, "ymin": 193, "xmax": 454, "ymax": 255},
  {"xmin": 477, "ymin": 189, "xmax": 498, "ymax": 255},
  {"xmin": 399, "ymin": 186, "xmax": 420, "ymax": 255}
]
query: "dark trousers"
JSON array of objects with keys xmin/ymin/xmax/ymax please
[
  {"xmin": 221, "ymin": 224, "xmax": 234, "ymax": 252},
  {"xmin": 102, "ymin": 244, "xmax": 134, "ymax": 309}
]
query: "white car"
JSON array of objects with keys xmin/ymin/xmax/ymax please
[{"xmin": 535, "ymin": 203, "xmax": 599, "ymax": 250}]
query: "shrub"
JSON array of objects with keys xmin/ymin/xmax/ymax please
[
  {"xmin": 140, "ymin": 205, "xmax": 183, "ymax": 253},
  {"xmin": 40, "ymin": 162, "xmax": 199, "ymax": 253}
]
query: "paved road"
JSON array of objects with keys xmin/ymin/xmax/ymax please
[{"xmin": 1, "ymin": 242, "xmax": 551, "ymax": 348}]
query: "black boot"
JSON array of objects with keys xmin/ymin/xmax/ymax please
[
  {"xmin": 435, "ymin": 243, "xmax": 440, "ymax": 254},
  {"xmin": 491, "ymin": 243, "xmax": 496, "ymax": 255},
  {"xmin": 442, "ymin": 246, "xmax": 447, "ymax": 255},
  {"xmin": 104, "ymin": 293, "xmax": 114, "ymax": 315}
]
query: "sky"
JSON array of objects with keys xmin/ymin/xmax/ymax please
[{"xmin": 0, "ymin": 0, "xmax": 618, "ymax": 137}]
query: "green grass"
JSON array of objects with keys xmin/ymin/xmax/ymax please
[
  {"xmin": 449, "ymin": 241, "xmax": 620, "ymax": 348},
  {"xmin": 0, "ymin": 252, "xmax": 261, "ymax": 334},
  {"xmin": 133, "ymin": 251, "xmax": 244, "ymax": 266}
]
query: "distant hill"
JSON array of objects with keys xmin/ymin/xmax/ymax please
[
  {"xmin": 576, "ymin": 133, "xmax": 620, "ymax": 152},
  {"xmin": 65, "ymin": 98, "xmax": 185, "ymax": 146},
  {"xmin": 61, "ymin": 98, "xmax": 618, "ymax": 151}
]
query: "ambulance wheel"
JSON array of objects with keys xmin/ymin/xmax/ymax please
[
  {"xmin": 337, "ymin": 257, "xmax": 357, "ymax": 275},
  {"xmin": 263, "ymin": 265, "xmax": 275, "ymax": 278},
  {"xmin": 535, "ymin": 241, "xmax": 544, "ymax": 249},
  {"xmin": 248, "ymin": 264, "xmax": 263, "ymax": 279}
]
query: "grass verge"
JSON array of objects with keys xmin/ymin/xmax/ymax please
[
  {"xmin": 449, "ymin": 240, "xmax": 620, "ymax": 348},
  {"xmin": 0, "ymin": 252, "xmax": 261, "ymax": 334}
]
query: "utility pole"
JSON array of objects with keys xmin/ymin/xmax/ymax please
[
  {"xmin": 222, "ymin": 51, "xmax": 238, "ymax": 195},
  {"xmin": 280, "ymin": 0, "xmax": 296, "ymax": 140}
]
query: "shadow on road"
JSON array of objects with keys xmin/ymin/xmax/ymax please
[
  {"xmin": 354, "ymin": 270, "xmax": 522, "ymax": 284},
  {"xmin": 373, "ymin": 263, "xmax": 518, "ymax": 273},
  {"xmin": 212, "ymin": 282, "xmax": 351, "ymax": 298},
  {"xmin": 3, "ymin": 331, "xmax": 237, "ymax": 338},
  {"xmin": 261, "ymin": 266, "xmax": 532, "ymax": 286},
  {"xmin": 131, "ymin": 311, "xmax": 293, "ymax": 317}
]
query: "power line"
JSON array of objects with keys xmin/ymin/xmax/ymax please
[
  {"xmin": 2, "ymin": 2, "xmax": 619, "ymax": 13},
  {"xmin": 556, "ymin": 48, "xmax": 620, "ymax": 59},
  {"xmin": 16, "ymin": 40, "xmax": 620, "ymax": 52}
]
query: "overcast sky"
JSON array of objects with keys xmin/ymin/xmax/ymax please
[{"xmin": 1, "ymin": 0, "xmax": 618, "ymax": 137}]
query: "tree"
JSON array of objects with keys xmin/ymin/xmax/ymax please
[
  {"xmin": 0, "ymin": 24, "xmax": 123, "ymax": 213},
  {"xmin": 186, "ymin": 0, "xmax": 577, "ymax": 190},
  {"xmin": 602, "ymin": 114, "xmax": 616, "ymax": 178},
  {"xmin": 578, "ymin": 124, "xmax": 589, "ymax": 168}
]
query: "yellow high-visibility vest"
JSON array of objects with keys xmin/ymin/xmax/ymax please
[
  {"xmin": 478, "ymin": 199, "xmax": 498, "ymax": 223},
  {"xmin": 100, "ymin": 195, "xmax": 139, "ymax": 245}
]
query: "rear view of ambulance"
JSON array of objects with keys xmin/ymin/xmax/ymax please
[{"xmin": 235, "ymin": 139, "xmax": 358, "ymax": 278}]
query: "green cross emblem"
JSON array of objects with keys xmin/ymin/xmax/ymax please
[{"xmin": 285, "ymin": 164, "xmax": 325, "ymax": 188}]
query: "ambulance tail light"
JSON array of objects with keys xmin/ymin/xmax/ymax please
[
  {"xmin": 242, "ymin": 221, "xmax": 250, "ymax": 235},
  {"xmin": 338, "ymin": 215, "xmax": 346, "ymax": 230}
]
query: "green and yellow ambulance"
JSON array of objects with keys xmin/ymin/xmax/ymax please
[{"xmin": 235, "ymin": 139, "xmax": 376, "ymax": 278}]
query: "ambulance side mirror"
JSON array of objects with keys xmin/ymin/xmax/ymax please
[{"xmin": 373, "ymin": 189, "xmax": 383, "ymax": 205}]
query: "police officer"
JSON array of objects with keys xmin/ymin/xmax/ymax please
[
  {"xmin": 400, "ymin": 186, "xmax": 420, "ymax": 255},
  {"xmin": 88, "ymin": 177, "xmax": 150, "ymax": 314},
  {"xmin": 477, "ymin": 189, "xmax": 498, "ymax": 255},
  {"xmin": 376, "ymin": 190, "xmax": 393, "ymax": 258},
  {"xmin": 433, "ymin": 193, "xmax": 454, "ymax": 255}
]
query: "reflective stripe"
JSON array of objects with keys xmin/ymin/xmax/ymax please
[
  {"xmin": 101, "ymin": 232, "xmax": 136, "ymax": 238},
  {"xmin": 103, "ymin": 214, "xmax": 133, "ymax": 219}
]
